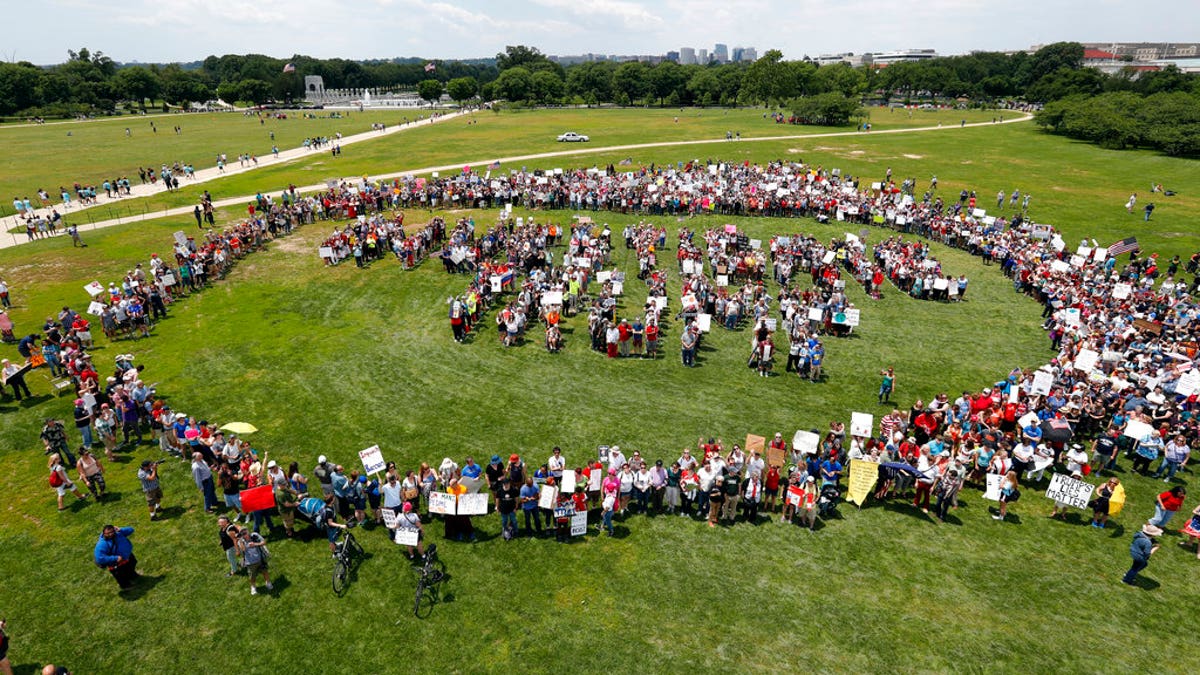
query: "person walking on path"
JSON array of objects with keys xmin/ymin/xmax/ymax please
[
  {"xmin": 93, "ymin": 525, "xmax": 139, "ymax": 589},
  {"xmin": 1122, "ymin": 523, "xmax": 1161, "ymax": 586}
]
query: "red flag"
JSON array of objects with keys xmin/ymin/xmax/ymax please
[{"xmin": 240, "ymin": 485, "xmax": 276, "ymax": 513}]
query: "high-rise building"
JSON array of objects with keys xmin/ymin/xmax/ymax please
[
  {"xmin": 698, "ymin": 48, "xmax": 708, "ymax": 64},
  {"xmin": 679, "ymin": 47, "xmax": 697, "ymax": 65},
  {"xmin": 731, "ymin": 46, "xmax": 744, "ymax": 62},
  {"xmin": 714, "ymin": 43, "xmax": 729, "ymax": 63},
  {"xmin": 740, "ymin": 47, "xmax": 758, "ymax": 62},
  {"xmin": 666, "ymin": 50, "xmax": 680, "ymax": 62}
]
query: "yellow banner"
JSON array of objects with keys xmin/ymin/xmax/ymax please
[
  {"xmin": 1108, "ymin": 483, "xmax": 1127, "ymax": 516},
  {"xmin": 846, "ymin": 459, "xmax": 879, "ymax": 506}
]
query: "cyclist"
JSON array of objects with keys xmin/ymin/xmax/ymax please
[{"xmin": 299, "ymin": 496, "xmax": 349, "ymax": 554}]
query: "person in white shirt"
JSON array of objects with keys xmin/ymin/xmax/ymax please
[
  {"xmin": 381, "ymin": 473, "xmax": 404, "ymax": 513},
  {"xmin": 547, "ymin": 447, "xmax": 565, "ymax": 480},
  {"xmin": 726, "ymin": 445, "xmax": 746, "ymax": 476},
  {"xmin": 607, "ymin": 446, "xmax": 626, "ymax": 473},
  {"xmin": 743, "ymin": 472, "xmax": 763, "ymax": 523},
  {"xmin": 1065, "ymin": 444, "xmax": 1089, "ymax": 475},
  {"xmin": 745, "ymin": 449, "xmax": 765, "ymax": 479},
  {"xmin": 632, "ymin": 466, "xmax": 652, "ymax": 513},
  {"xmin": 1026, "ymin": 444, "xmax": 1055, "ymax": 483},
  {"xmin": 677, "ymin": 449, "xmax": 697, "ymax": 472}
]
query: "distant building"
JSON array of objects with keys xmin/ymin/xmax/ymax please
[
  {"xmin": 713, "ymin": 43, "xmax": 728, "ymax": 63},
  {"xmin": 814, "ymin": 53, "xmax": 866, "ymax": 67},
  {"xmin": 1082, "ymin": 42, "xmax": 1200, "ymax": 62},
  {"xmin": 666, "ymin": 50, "xmax": 680, "ymax": 62},
  {"xmin": 698, "ymin": 48, "xmax": 708, "ymax": 64},
  {"xmin": 731, "ymin": 46, "xmax": 744, "ymax": 62},
  {"xmin": 679, "ymin": 47, "xmax": 697, "ymax": 65},
  {"xmin": 867, "ymin": 49, "xmax": 938, "ymax": 66},
  {"xmin": 740, "ymin": 47, "xmax": 758, "ymax": 62}
]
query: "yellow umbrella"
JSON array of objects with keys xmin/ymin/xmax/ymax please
[{"xmin": 219, "ymin": 422, "xmax": 258, "ymax": 435}]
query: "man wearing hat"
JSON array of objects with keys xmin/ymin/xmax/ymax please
[
  {"xmin": 40, "ymin": 418, "xmax": 74, "ymax": 467},
  {"xmin": 1123, "ymin": 523, "xmax": 1162, "ymax": 585},
  {"xmin": 72, "ymin": 399, "xmax": 94, "ymax": 449},
  {"xmin": 137, "ymin": 459, "xmax": 163, "ymax": 520}
]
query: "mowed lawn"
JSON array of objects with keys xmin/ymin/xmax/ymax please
[
  {"xmin": 0, "ymin": 206, "xmax": 1197, "ymax": 672},
  {"xmin": 1, "ymin": 110, "xmax": 1200, "ymax": 672}
]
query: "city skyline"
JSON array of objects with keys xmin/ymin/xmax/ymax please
[{"xmin": 5, "ymin": 0, "xmax": 1197, "ymax": 65}]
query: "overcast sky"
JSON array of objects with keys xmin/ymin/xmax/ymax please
[{"xmin": 8, "ymin": 0, "xmax": 1199, "ymax": 65}]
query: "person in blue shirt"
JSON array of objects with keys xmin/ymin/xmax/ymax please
[
  {"xmin": 518, "ymin": 477, "xmax": 543, "ymax": 537},
  {"xmin": 820, "ymin": 457, "xmax": 843, "ymax": 487},
  {"xmin": 1021, "ymin": 422, "xmax": 1042, "ymax": 447},
  {"xmin": 461, "ymin": 457, "xmax": 482, "ymax": 481},
  {"xmin": 94, "ymin": 525, "xmax": 139, "ymax": 589}
]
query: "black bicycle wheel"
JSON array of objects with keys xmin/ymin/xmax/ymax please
[
  {"xmin": 413, "ymin": 578, "xmax": 426, "ymax": 616},
  {"xmin": 332, "ymin": 559, "xmax": 348, "ymax": 596}
]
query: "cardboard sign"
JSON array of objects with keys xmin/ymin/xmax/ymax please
[
  {"xmin": 588, "ymin": 469, "xmax": 602, "ymax": 491},
  {"xmin": 850, "ymin": 412, "xmax": 874, "ymax": 438},
  {"xmin": 1045, "ymin": 473, "xmax": 1093, "ymax": 509},
  {"xmin": 457, "ymin": 492, "xmax": 488, "ymax": 516},
  {"xmin": 767, "ymin": 442, "xmax": 785, "ymax": 468},
  {"xmin": 1133, "ymin": 319, "xmax": 1162, "ymax": 335},
  {"xmin": 1175, "ymin": 369, "xmax": 1200, "ymax": 397},
  {"xmin": 846, "ymin": 459, "xmax": 879, "ymax": 506},
  {"xmin": 695, "ymin": 313, "xmax": 712, "ymax": 333},
  {"xmin": 87, "ymin": 301, "xmax": 106, "ymax": 316},
  {"xmin": 538, "ymin": 485, "xmax": 558, "ymax": 510},
  {"xmin": 792, "ymin": 430, "xmax": 820, "ymax": 455},
  {"xmin": 984, "ymin": 473, "xmax": 1003, "ymax": 501},
  {"xmin": 85, "ymin": 281, "xmax": 105, "ymax": 297},
  {"xmin": 381, "ymin": 507, "xmax": 398, "ymax": 529},
  {"xmin": 1111, "ymin": 283, "xmax": 1132, "ymax": 300},
  {"xmin": 842, "ymin": 308, "xmax": 860, "ymax": 327},
  {"xmin": 1073, "ymin": 349, "xmax": 1100, "ymax": 373},
  {"xmin": 358, "ymin": 445, "xmax": 386, "ymax": 475},
  {"xmin": 561, "ymin": 469, "xmax": 577, "ymax": 494},
  {"xmin": 1031, "ymin": 371, "xmax": 1054, "ymax": 396},
  {"xmin": 745, "ymin": 434, "xmax": 766, "ymax": 458},
  {"xmin": 395, "ymin": 529, "xmax": 419, "ymax": 546},
  {"xmin": 428, "ymin": 492, "xmax": 456, "ymax": 515},
  {"xmin": 570, "ymin": 512, "xmax": 588, "ymax": 536}
]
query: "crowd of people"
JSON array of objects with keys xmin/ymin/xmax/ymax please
[{"xmin": 316, "ymin": 215, "xmax": 440, "ymax": 269}]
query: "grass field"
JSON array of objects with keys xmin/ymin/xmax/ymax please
[{"xmin": 1, "ymin": 108, "xmax": 1200, "ymax": 673}]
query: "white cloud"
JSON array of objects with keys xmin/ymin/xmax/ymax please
[{"xmin": 531, "ymin": 0, "xmax": 664, "ymax": 30}]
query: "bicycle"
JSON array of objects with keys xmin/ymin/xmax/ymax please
[
  {"xmin": 413, "ymin": 543, "xmax": 446, "ymax": 617},
  {"xmin": 331, "ymin": 526, "xmax": 364, "ymax": 596}
]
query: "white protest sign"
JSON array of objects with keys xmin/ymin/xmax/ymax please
[
  {"xmin": 1175, "ymin": 369, "xmax": 1200, "ymax": 397},
  {"xmin": 1070, "ymin": 255, "xmax": 1087, "ymax": 268},
  {"xmin": 652, "ymin": 296, "xmax": 667, "ymax": 310},
  {"xmin": 1074, "ymin": 349, "xmax": 1100, "ymax": 373},
  {"xmin": 541, "ymin": 291, "xmax": 563, "ymax": 306},
  {"xmin": 1123, "ymin": 420, "xmax": 1155, "ymax": 441},
  {"xmin": 570, "ymin": 512, "xmax": 588, "ymax": 536},
  {"xmin": 689, "ymin": 312, "xmax": 708, "ymax": 331},
  {"xmin": 822, "ymin": 251, "xmax": 836, "ymax": 265},
  {"xmin": 87, "ymin": 301, "xmax": 106, "ymax": 316},
  {"xmin": 428, "ymin": 492, "xmax": 456, "ymax": 515},
  {"xmin": 749, "ymin": 239, "xmax": 762, "ymax": 250},
  {"xmin": 792, "ymin": 430, "xmax": 820, "ymax": 454},
  {"xmin": 597, "ymin": 270, "xmax": 612, "ymax": 283},
  {"xmin": 319, "ymin": 246, "xmax": 334, "ymax": 259},
  {"xmin": 972, "ymin": 208, "xmax": 986, "ymax": 218},
  {"xmin": 850, "ymin": 412, "xmax": 874, "ymax": 438},
  {"xmin": 460, "ymin": 475, "xmax": 484, "ymax": 493},
  {"xmin": 1112, "ymin": 283, "xmax": 1132, "ymax": 300},
  {"xmin": 1092, "ymin": 247, "xmax": 1107, "ymax": 262},
  {"xmin": 716, "ymin": 274, "xmax": 729, "ymax": 287},
  {"xmin": 561, "ymin": 469, "xmax": 577, "ymax": 494},
  {"xmin": 395, "ymin": 529, "xmax": 419, "ymax": 546},
  {"xmin": 984, "ymin": 473, "xmax": 1003, "ymax": 501},
  {"xmin": 807, "ymin": 307, "xmax": 824, "ymax": 322},
  {"xmin": 1051, "ymin": 235, "xmax": 1066, "ymax": 252},
  {"xmin": 933, "ymin": 278, "xmax": 949, "ymax": 291},
  {"xmin": 765, "ymin": 318, "xmax": 777, "ymax": 332},
  {"xmin": 1077, "ymin": 245, "xmax": 1093, "ymax": 259},
  {"xmin": 381, "ymin": 507, "xmax": 398, "ymax": 529},
  {"xmin": 612, "ymin": 281, "xmax": 623, "ymax": 296},
  {"xmin": 1018, "ymin": 412, "xmax": 1039, "ymax": 429},
  {"xmin": 173, "ymin": 231, "xmax": 188, "ymax": 247},
  {"xmin": 1031, "ymin": 371, "xmax": 1055, "ymax": 397},
  {"xmin": 160, "ymin": 273, "xmax": 176, "ymax": 286},
  {"xmin": 588, "ymin": 469, "xmax": 602, "ymax": 491},
  {"xmin": 843, "ymin": 308, "xmax": 860, "ymax": 327},
  {"xmin": 490, "ymin": 275, "xmax": 503, "ymax": 293},
  {"xmin": 358, "ymin": 445, "xmax": 386, "ymax": 475},
  {"xmin": 84, "ymin": 281, "xmax": 105, "ymax": 297},
  {"xmin": 457, "ymin": 492, "xmax": 489, "ymax": 516},
  {"xmin": 538, "ymin": 485, "xmax": 558, "ymax": 510},
  {"xmin": 1045, "ymin": 473, "xmax": 1093, "ymax": 509},
  {"xmin": 1051, "ymin": 260, "xmax": 1070, "ymax": 274}
]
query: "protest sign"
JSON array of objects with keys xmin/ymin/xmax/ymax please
[
  {"xmin": 1108, "ymin": 482, "xmax": 1127, "ymax": 515},
  {"xmin": 358, "ymin": 445, "xmax": 386, "ymax": 475},
  {"xmin": 458, "ymin": 493, "xmax": 489, "ymax": 516},
  {"xmin": 1070, "ymin": 254, "xmax": 1087, "ymax": 268},
  {"xmin": 765, "ymin": 318, "xmax": 777, "ymax": 332},
  {"xmin": 1073, "ymin": 349, "xmax": 1100, "ymax": 373},
  {"xmin": 1050, "ymin": 260, "xmax": 1070, "ymax": 274},
  {"xmin": 792, "ymin": 430, "xmax": 820, "ymax": 455},
  {"xmin": 1111, "ymin": 283, "xmax": 1132, "ymax": 300},
  {"xmin": 822, "ymin": 251, "xmax": 836, "ymax": 265},
  {"xmin": 696, "ymin": 313, "xmax": 712, "ymax": 333},
  {"xmin": 588, "ymin": 469, "xmax": 602, "ymax": 491},
  {"xmin": 160, "ymin": 273, "xmax": 176, "ymax": 286},
  {"xmin": 653, "ymin": 296, "xmax": 667, "ymax": 310},
  {"xmin": 766, "ymin": 441, "xmax": 785, "ymax": 468},
  {"xmin": 239, "ymin": 485, "xmax": 275, "ymax": 513},
  {"xmin": 745, "ymin": 434, "xmax": 766, "ymax": 458},
  {"xmin": 1031, "ymin": 371, "xmax": 1054, "ymax": 396},
  {"xmin": 1133, "ymin": 319, "xmax": 1162, "ymax": 335},
  {"xmin": 1045, "ymin": 473, "xmax": 1092, "ymax": 509},
  {"xmin": 972, "ymin": 208, "xmax": 986, "ymax": 218},
  {"xmin": 1076, "ymin": 245, "xmax": 1093, "ymax": 259},
  {"xmin": 786, "ymin": 485, "xmax": 803, "ymax": 507},
  {"xmin": 490, "ymin": 275, "xmax": 503, "ymax": 293},
  {"xmin": 850, "ymin": 412, "xmax": 874, "ymax": 438},
  {"xmin": 1175, "ymin": 369, "xmax": 1200, "ymax": 397},
  {"xmin": 460, "ymin": 475, "xmax": 484, "ymax": 493},
  {"xmin": 570, "ymin": 512, "xmax": 588, "ymax": 536},
  {"xmin": 174, "ymin": 231, "xmax": 188, "ymax": 247},
  {"xmin": 428, "ymin": 492, "xmax": 456, "ymax": 515},
  {"xmin": 597, "ymin": 270, "xmax": 612, "ymax": 283},
  {"xmin": 612, "ymin": 281, "xmax": 623, "ymax": 296},
  {"xmin": 933, "ymin": 278, "xmax": 949, "ymax": 291},
  {"xmin": 395, "ymin": 529, "xmax": 419, "ymax": 546},
  {"xmin": 1018, "ymin": 412, "xmax": 1039, "ymax": 429},
  {"xmin": 1122, "ymin": 420, "xmax": 1155, "ymax": 441},
  {"xmin": 807, "ymin": 307, "xmax": 824, "ymax": 322},
  {"xmin": 87, "ymin": 301, "xmax": 106, "ymax": 316},
  {"xmin": 984, "ymin": 473, "xmax": 1003, "ymax": 501},
  {"xmin": 84, "ymin": 281, "xmax": 105, "ymax": 297},
  {"xmin": 319, "ymin": 246, "xmax": 334, "ymax": 259},
  {"xmin": 561, "ymin": 469, "xmax": 577, "ymax": 494},
  {"xmin": 846, "ymin": 460, "xmax": 879, "ymax": 506},
  {"xmin": 538, "ymin": 485, "xmax": 558, "ymax": 510},
  {"xmin": 842, "ymin": 309, "xmax": 860, "ymax": 327},
  {"xmin": 716, "ymin": 274, "xmax": 729, "ymax": 287},
  {"xmin": 749, "ymin": 239, "xmax": 762, "ymax": 250},
  {"xmin": 381, "ymin": 507, "xmax": 398, "ymax": 529},
  {"xmin": 541, "ymin": 291, "xmax": 563, "ymax": 306}
]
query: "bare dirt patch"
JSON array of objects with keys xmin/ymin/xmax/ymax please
[{"xmin": 903, "ymin": 154, "xmax": 924, "ymax": 159}]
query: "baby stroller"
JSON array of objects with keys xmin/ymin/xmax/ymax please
[{"xmin": 817, "ymin": 484, "xmax": 841, "ymax": 519}]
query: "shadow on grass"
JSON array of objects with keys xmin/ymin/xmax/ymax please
[
  {"xmin": 154, "ymin": 505, "xmax": 187, "ymax": 521},
  {"xmin": 263, "ymin": 573, "xmax": 292, "ymax": 596},
  {"xmin": 118, "ymin": 573, "xmax": 165, "ymax": 600},
  {"xmin": 1107, "ymin": 523, "xmax": 1126, "ymax": 539},
  {"xmin": 1127, "ymin": 576, "xmax": 1160, "ymax": 591}
]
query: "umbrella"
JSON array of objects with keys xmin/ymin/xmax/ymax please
[
  {"xmin": 1039, "ymin": 418, "xmax": 1073, "ymax": 443},
  {"xmin": 220, "ymin": 422, "xmax": 258, "ymax": 435},
  {"xmin": 879, "ymin": 462, "xmax": 922, "ymax": 477}
]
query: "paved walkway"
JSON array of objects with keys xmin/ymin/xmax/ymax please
[{"xmin": 0, "ymin": 113, "xmax": 1031, "ymax": 251}]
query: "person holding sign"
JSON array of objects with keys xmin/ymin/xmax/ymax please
[
  {"xmin": 519, "ymin": 477, "xmax": 543, "ymax": 537},
  {"xmin": 1089, "ymin": 477, "xmax": 1121, "ymax": 529},
  {"xmin": 396, "ymin": 502, "xmax": 426, "ymax": 560}
]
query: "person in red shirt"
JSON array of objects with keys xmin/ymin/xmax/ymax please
[
  {"xmin": 617, "ymin": 319, "xmax": 632, "ymax": 357},
  {"xmin": 913, "ymin": 409, "xmax": 939, "ymax": 445},
  {"xmin": 645, "ymin": 321, "xmax": 659, "ymax": 358},
  {"xmin": 764, "ymin": 464, "xmax": 781, "ymax": 513},
  {"xmin": 1151, "ymin": 486, "xmax": 1186, "ymax": 528}
]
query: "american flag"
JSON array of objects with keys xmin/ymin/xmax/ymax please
[
  {"xmin": 488, "ymin": 160, "xmax": 501, "ymax": 170},
  {"xmin": 1107, "ymin": 237, "xmax": 1139, "ymax": 257},
  {"xmin": 282, "ymin": 62, "xmax": 296, "ymax": 73},
  {"xmin": 424, "ymin": 62, "xmax": 436, "ymax": 73}
]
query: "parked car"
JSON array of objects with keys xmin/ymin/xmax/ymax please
[{"xmin": 556, "ymin": 132, "xmax": 589, "ymax": 142}]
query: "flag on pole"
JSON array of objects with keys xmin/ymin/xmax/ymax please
[
  {"xmin": 424, "ymin": 62, "xmax": 436, "ymax": 73},
  {"xmin": 1107, "ymin": 237, "xmax": 1139, "ymax": 257},
  {"xmin": 488, "ymin": 160, "xmax": 501, "ymax": 170},
  {"xmin": 282, "ymin": 62, "xmax": 296, "ymax": 73}
]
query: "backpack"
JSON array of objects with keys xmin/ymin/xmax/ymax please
[{"xmin": 49, "ymin": 469, "xmax": 64, "ymax": 488}]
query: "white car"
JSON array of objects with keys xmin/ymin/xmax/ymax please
[{"xmin": 556, "ymin": 132, "xmax": 589, "ymax": 142}]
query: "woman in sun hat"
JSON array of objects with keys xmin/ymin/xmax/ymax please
[{"xmin": 1122, "ymin": 522, "xmax": 1162, "ymax": 586}]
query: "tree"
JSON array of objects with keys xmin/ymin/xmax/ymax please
[
  {"xmin": 687, "ymin": 68, "xmax": 720, "ymax": 106},
  {"xmin": 741, "ymin": 50, "xmax": 789, "ymax": 105},
  {"xmin": 113, "ymin": 67, "xmax": 161, "ymax": 108},
  {"xmin": 496, "ymin": 45, "xmax": 549, "ymax": 71},
  {"xmin": 237, "ymin": 79, "xmax": 272, "ymax": 105},
  {"xmin": 494, "ymin": 67, "xmax": 533, "ymax": 102},
  {"xmin": 0, "ymin": 62, "xmax": 44, "ymax": 114},
  {"xmin": 566, "ymin": 62, "xmax": 614, "ymax": 104},
  {"xmin": 613, "ymin": 62, "xmax": 649, "ymax": 105},
  {"xmin": 417, "ymin": 79, "xmax": 444, "ymax": 106},
  {"xmin": 812, "ymin": 63, "xmax": 866, "ymax": 98},
  {"xmin": 530, "ymin": 70, "xmax": 564, "ymax": 104},
  {"xmin": 446, "ymin": 76, "xmax": 479, "ymax": 104},
  {"xmin": 647, "ymin": 61, "xmax": 686, "ymax": 106},
  {"xmin": 791, "ymin": 92, "xmax": 863, "ymax": 126},
  {"xmin": 1026, "ymin": 42, "xmax": 1084, "ymax": 85},
  {"xmin": 160, "ymin": 67, "xmax": 213, "ymax": 106}
]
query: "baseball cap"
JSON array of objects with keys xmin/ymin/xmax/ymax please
[{"xmin": 318, "ymin": 455, "xmax": 327, "ymax": 464}]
